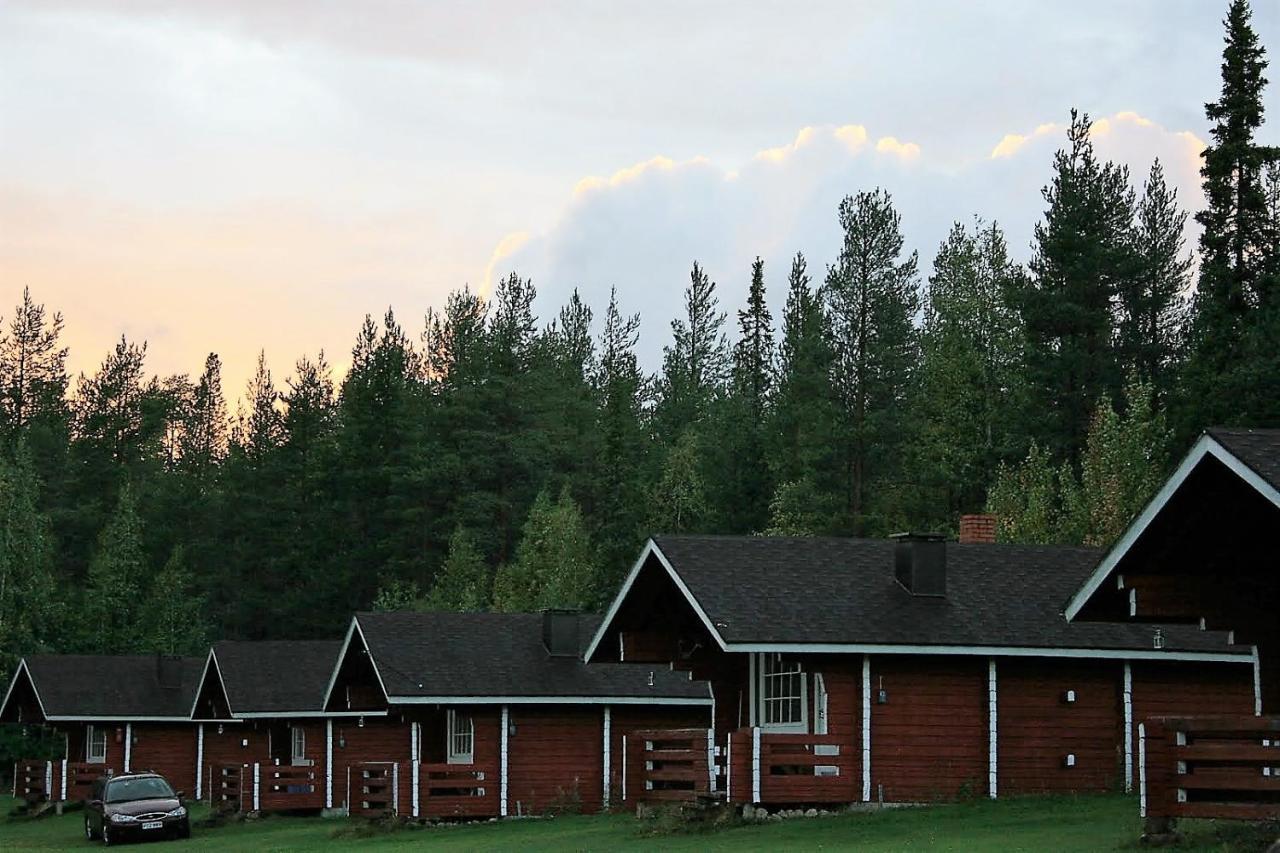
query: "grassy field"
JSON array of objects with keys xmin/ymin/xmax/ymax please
[{"xmin": 1, "ymin": 794, "xmax": 1275, "ymax": 852}]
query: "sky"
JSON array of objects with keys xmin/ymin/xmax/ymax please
[{"xmin": 2, "ymin": 0, "xmax": 1278, "ymax": 398}]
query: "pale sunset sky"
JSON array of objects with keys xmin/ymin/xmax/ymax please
[{"xmin": 2, "ymin": 0, "xmax": 1278, "ymax": 395}]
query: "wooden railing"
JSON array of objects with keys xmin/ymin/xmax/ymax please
[
  {"xmin": 64, "ymin": 762, "xmax": 105, "ymax": 801},
  {"xmin": 1141, "ymin": 715, "xmax": 1280, "ymax": 831},
  {"xmin": 418, "ymin": 761, "xmax": 498, "ymax": 818},
  {"xmin": 727, "ymin": 729, "xmax": 855, "ymax": 804},
  {"xmin": 207, "ymin": 763, "xmax": 245, "ymax": 813},
  {"xmin": 13, "ymin": 760, "xmax": 52, "ymax": 803},
  {"xmin": 627, "ymin": 728, "xmax": 713, "ymax": 802},
  {"xmin": 349, "ymin": 761, "xmax": 398, "ymax": 817},
  {"xmin": 258, "ymin": 764, "xmax": 323, "ymax": 811}
]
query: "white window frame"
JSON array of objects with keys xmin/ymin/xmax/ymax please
[
  {"xmin": 290, "ymin": 726, "xmax": 308, "ymax": 766},
  {"xmin": 446, "ymin": 709, "xmax": 475, "ymax": 765},
  {"xmin": 756, "ymin": 653, "xmax": 808, "ymax": 733},
  {"xmin": 86, "ymin": 725, "xmax": 107, "ymax": 763}
]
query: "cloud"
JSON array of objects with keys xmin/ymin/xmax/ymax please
[{"xmin": 490, "ymin": 113, "xmax": 1209, "ymax": 369}]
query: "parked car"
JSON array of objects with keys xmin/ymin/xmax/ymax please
[{"xmin": 84, "ymin": 772, "xmax": 190, "ymax": 845}]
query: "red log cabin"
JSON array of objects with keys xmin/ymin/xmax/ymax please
[
  {"xmin": 324, "ymin": 610, "xmax": 714, "ymax": 818},
  {"xmin": 1064, "ymin": 427, "xmax": 1280, "ymax": 831},
  {"xmin": 2, "ymin": 655, "xmax": 206, "ymax": 803},
  {"xmin": 585, "ymin": 529, "xmax": 1258, "ymax": 807},
  {"xmin": 5, "ymin": 430, "xmax": 1274, "ymax": 820}
]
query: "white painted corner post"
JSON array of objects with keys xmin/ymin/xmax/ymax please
[
  {"xmin": 861, "ymin": 654, "xmax": 872, "ymax": 803},
  {"xmin": 123, "ymin": 723, "xmax": 132, "ymax": 772},
  {"xmin": 60, "ymin": 758, "xmax": 68, "ymax": 801},
  {"xmin": 252, "ymin": 762, "xmax": 261, "ymax": 812},
  {"xmin": 724, "ymin": 733, "xmax": 731, "ymax": 801},
  {"xmin": 324, "ymin": 720, "xmax": 334, "ymax": 809},
  {"xmin": 410, "ymin": 721, "xmax": 420, "ymax": 818},
  {"xmin": 706, "ymin": 728, "xmax": 716, "ymax": 793},
  {"xmin": 1253, "ymin": 645, "xmax": 1263, "ymax": 716},
  {"xmin": 499, "ymin": 705, "xmax": 510, "ymax": 817},
  {"xmin": 1137, "ymin": 722, "xmax": 1147, "ymax": 818},
  {"xmin": 601, "ymin": 706, "xmax": 611, "ymax": 809},
  {"xmin": 44, "ymin": 761, "xmax": 52, "ymax": 800},
  {"xmin": 987, "ymin": 658, "xmax": 998, "ymax": 799},
  {"xmin": 750, "ymin": 726, "xmax": 761, "ymax": 803},
  {"xmin": 1123, "ymin": 662, "xmax": 1134, "ymax": 793},
  {"xmin": 195, "ymin": 724, "xmax": 204, "ymax": 801}
]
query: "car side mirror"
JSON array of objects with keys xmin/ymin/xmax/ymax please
[
  {"xmin": 89, "ymin": 799, "xmax": 102, "ymax": 808},
  {"xmin": 175, "ymin": 791, "xmax": 185, "ymax": 801}
]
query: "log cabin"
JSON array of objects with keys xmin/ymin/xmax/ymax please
[
  {"xmin": 324, "ymin": 610, "xmax": 714, "ymax": 817},
  {"xmin": 2, "ymin": 654, "xmax": 206, "ymax": 803},
  {"xmin": 585, "ymin": 530, "xmax": 1258, "ymax": 806},
  {"xmin": 1063, "ymin": 428, "xmax": 1280, "ymax": 830}
]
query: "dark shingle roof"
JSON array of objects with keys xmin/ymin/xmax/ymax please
[
  {"xmin": 1209, "ymin": 427, "xmax": 1280, "ymax": 492},
  {"xmin": 649, "ymin": 535, "xmax": 1245, "ymax": 654},
  {"xmin": 356, "ymin": 611, "xmax": 710, "ymax": 701},
  {"xmin": 21, "ymin": 655, "xmax": 204, "ymax": 718},
  {"xmin": 213, "ymin": 641, "xmax": 342, "ymax": 714}
]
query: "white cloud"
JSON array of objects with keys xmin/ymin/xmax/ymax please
[{"xmin": 492, "ymin": 113, "xmax": 1209, "ymax": 368}]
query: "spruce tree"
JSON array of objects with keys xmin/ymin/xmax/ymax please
[
  {"xmin": 492, "ymin": 488, "xmax": 596, "ymax": 611},
  {"xmin": 1183, "ymin": 0, "xmax": 1279, "ymax": 430},
  {"xmin": 0, "ymin": 288, "xmax": 69, "ymax": 435},
  {"xmin": 770, "ymin": 253, "xmax": 841, "ymax": 531},
  {"xmin": 140, "ymin": 545, "xmax": 208, "ymax": 655},
  {"xmin": 0, "ymin": 443, "xmax": 59, "ymax": 675},
  {"xmin": 82, "ymin": 482, "xmax": 146, "ymax": 652},
  {"xmin": 825, "ymin": 189, "xmax": 920, "ymax": 533},
  {"xmin": 1119, "ymin": 161, "xmax": 1192, "ymax": 405}
]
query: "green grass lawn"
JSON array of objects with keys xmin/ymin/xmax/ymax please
[{"xmin": 0, "ymin": 794, "xmax": 1275, "ymax": 852}]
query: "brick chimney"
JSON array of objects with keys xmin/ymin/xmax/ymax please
[{"xmin": 959, "ymin": 514, "xmax": 997, "ymax": 544}]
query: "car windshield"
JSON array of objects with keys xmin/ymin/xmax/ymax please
[{"xmin": 105, "ymin": 777, "xmax": 174, "ymax": 803}]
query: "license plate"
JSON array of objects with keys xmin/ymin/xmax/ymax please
[{"xmin": 142, "ymin": 821, "xmax": 163, "ymax": 830}]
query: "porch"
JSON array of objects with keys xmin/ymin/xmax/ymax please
[
  {"xmin": 12, "ymin": 759, "xmax": 106, "ymax": 804},
  {"xmin": 1140, "ymin": 714, "xmax": 1280, "ymax": 831},
  {"xmin": 621, "ymin": 727, "xmax": 856, "ymax": 807}
]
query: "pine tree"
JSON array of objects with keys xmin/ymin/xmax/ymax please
[
  {"xmin": 0, "ymin": 288, "xmax": 69, "ymax": 436},
  {"xmin": 1020, "ymin": 110, "xmax": 1136, "ymax": 464},
  {"xmin": 0, "ymin": 443, "xmax": 59, "ymax": 676},
  {"xmin": 1183, "ymin": 0, "xmax": 1279, "ymax": 430},
  {"xmin": 235, "ymin": 351, "xmax": 282, "ymax": 460},
  {"xmin": 81, "ymin": 482, "xmax": 146, "ymax": 652},
  {"xmin": 825, "ymin": 189, "xmax": 920, "ymax": 533},
  {"xmin": 914, "ymin": 219, "xmax": 1026, "ymax": 523},
  {"xmin": 140, "ymin": 545, "xmax": 208, "ymax": 655},
  {"xmin": 1119, "ymin": 161, "xmax": 1192, "ymax": 405},
  {"xmin": 425, "ymin": 527, "xmax": 491, "ymax": 612},
  {"xmin": 654, "ymin": 262, "xmax": 728, "ymax": 444}
]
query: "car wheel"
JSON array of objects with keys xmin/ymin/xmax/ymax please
[
  {"xmin": 101, "ymin": 824, "xmax": 111, "ymax": 846},
  {"xmin": 178, "ymin": 818, "xmax": 191, "ymax": 839}
]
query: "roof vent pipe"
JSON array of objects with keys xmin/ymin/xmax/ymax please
[
  {"xmin": 542, "ymin": 609, "xmax": 580, "ymax": 657},
  {"xmin": 891, "ymin": 532, "xmax": 947, "ymax": 597}
]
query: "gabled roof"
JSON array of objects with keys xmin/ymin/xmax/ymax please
[
  {"xmin": 1064, "ymin": 428, "xmax": 1280, "ymax": 622},
  {"xmin": 1206, "ymin": 427, "xmax": 1280, "ymax": 493},
  {"xmin": 345, "ymin": 611, "xmax": 711, "ymax": 704},
  {"xmin": 1, "ymin": 655, "xmax": 204, "ymax": 721},
  {"xmin": 586, "ymin": 536, "xmax": 1249, "ymax": 662},
  {"xmin": 211, "ymin": 640, "xmax": 343, "ymax": 716}
]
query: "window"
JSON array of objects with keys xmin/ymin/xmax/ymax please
[
  {"xmin": 86, "ymin": 725, "xmax": 107, "ymax": 764},
  {"xmin": 758, "ymin": 654, "xmax": 807, "ymax": 732},
  {"xmin": 446, "ymin": 709, "xmax": 474, "ymax": 764},
  {"xmin": 291, "ymin": 726, "xmax": 307, "ymax": 766}
]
